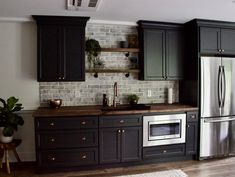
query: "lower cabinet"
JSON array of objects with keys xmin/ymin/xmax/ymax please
[
  {"xmin": 99, "ymin": 115, "xmax": 142, "ymax": 164},
  {"xmin": 35, "ymin": 116, "xmax": 99, "ymax": 168},
  {"xmin": 185, "ymin": 112, "xmax": 198, "ymax": 155},
  {"xmin": 143, "ymin": 144, "xmax": 185, "ymax": 159}
]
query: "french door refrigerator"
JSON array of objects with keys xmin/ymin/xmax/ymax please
[{"xmin": 200, "ymin": 56, "xmax": 235, "ymax": 159}]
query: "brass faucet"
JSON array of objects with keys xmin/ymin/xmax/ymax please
[{"xmin": 113, "ymin": 82, "xmax": 118, "ymax": 107}]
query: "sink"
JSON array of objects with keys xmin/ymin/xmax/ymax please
[{"xmin": 101, "ymin": 104, "xmax": 151, "ymax": 111}]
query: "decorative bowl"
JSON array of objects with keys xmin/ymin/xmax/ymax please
[{"xmin": 49, "ymin": 99, "xmax": 62, "ymax": 108}]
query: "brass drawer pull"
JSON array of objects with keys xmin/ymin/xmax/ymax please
[
  {"xmin": 51, "ymin": 138, "xmax": 55, "ymax": 142},
  {"xmin": 50, "ymin": 157, "xmax": 56, "ymax": 161},
  {"xmin": 82, "ymin": 137, "xmax": 86, "ymax": 141},
  {"xmin": 81, "ymin": 121, "xmax": 86, "ymax": 125},
  {"xmin": 120, "ymin": 120, "xmax": 124, "ymax": 123},
  {"xmin": 49, "ymin": 122, "xmax": 55, "ymax": 126},
  {"xmin": 81, "ymin": 155, "xmax": 87, "ymax": 159}
]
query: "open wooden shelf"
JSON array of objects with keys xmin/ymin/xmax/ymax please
[
  {"xmin": 86, "ymin": 68, "xmax": 140, "ymax": 73},
  {"xmin": 101, "ymin": 48, "xmax": 139, "ymax": 52}
]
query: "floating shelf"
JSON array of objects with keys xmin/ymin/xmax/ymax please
[
  {"xmin": 101, "ymin": 48, "xmax": 139, "ymax": 52},
  {"xmin": 86, "ymin": 68, "xmax": 140, "ymax": 78},
  {"xmin": 86, "ymin": 69, "xmax": 140, "ymax": 73}
]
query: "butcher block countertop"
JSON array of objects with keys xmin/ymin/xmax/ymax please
[{"xmin": 33, "ymin": 103, "xmax": 198, "ymax": 117}]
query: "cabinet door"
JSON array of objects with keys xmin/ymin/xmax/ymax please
[
  {"xmin": 200, "ymin": 27, "xmax": 220, "ymax": 54},
  {"xmin": 221, "ymin": 28, "xmax": 235, "ymax": 55},
  {"xmin": 166, "ymin": 29, "xmax": 184, "ymax": 80},
  {"xmin": 186, "ymin": 122, "xmax": 198, "ymax": 155},
  {"xmin": 121, "ymin": 127, "xmax": 142, "ymax": 162},
  {"xmin": 143, "ymin": 29, "xmax": 165, "ymax": 80},
  {"xmin": 38, "ymin": 26, "xmax": 61, "ymax": 81},
  {"xmin": 62, "ymin": 26, "xmax": 85, "ymax": 81},
  {"xmin": 99, "ymin": 128, "xmax": 121, "ymax": 164}
]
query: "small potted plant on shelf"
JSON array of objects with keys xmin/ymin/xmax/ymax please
[
  {"xmin": 85, "ymin": 39, "xmax": 104, "ymax": 69},
  {"xmin": 127, "ymin": 94, "xmax": 139, "ymax": 105},
  {"xmin": 0, "ymin": 96, "xmax": 24, "ymax": 143}
]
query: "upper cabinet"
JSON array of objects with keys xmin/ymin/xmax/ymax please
[
  {"xmin": 138, "ymin": 21, "xmax": 185, "ymax": 81},
  {"xmin": 33, "ymin": 16, "xmax": 90, "ymax": 82},
  {"xmin": 186, "ymin": 19, "xmax": 235, "ymax": 56},
  {"xmin": 200, "ymin": 27, "xmax": 235, "ymax": 55}
]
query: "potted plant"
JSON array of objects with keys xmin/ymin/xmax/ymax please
[
  {"xmin": 127, "ymin": 94, "xmax": 139, "ymax": 105},
  {"xmin": 85, "ymin": 39, "xmax": 103, "ymax": 69},
  {"xmin": 0, "ymin": 97, "xmax": 24, "ymax": 143}
]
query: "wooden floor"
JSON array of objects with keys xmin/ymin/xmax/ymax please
[{"xmin": 1, "ymin": 157, "xmax": 235, "ymax": 177}]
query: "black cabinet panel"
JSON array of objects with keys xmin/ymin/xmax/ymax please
[
  {"xmin": 121, "ymin": 127, "xmax": 142, "ymax": 162},
  {"xmin": 143, "ymin": 144, "xmax": 185, "ymax": 159},
  {"xmin": 200, "ymin": 27, "xmax": 220, "ymax": 54},
  {"xmin": 221, "ymin": 29, "xmax": 235, "ymax": 55},
  {"xmin": 99, "ymin": 128, "xmax": 121, "ymax": 164},
  {"xmin": 138, "ymin": 21, "xmax": 185, "ymax": 81},
  {"xmin": 33, "ymin": 16, "xmax": 89, "ymax": 82},
  {"xmin": 38, "ymin": 148, "xmax": 98, "ymax": 167},
  {"xmin": 63, "ymin": 26, "xmax": 85, "ymax": 81},
  {"xmin": 39, "ymin": 26, "xmax": 61, "ymax": 81},
  {"xmin": 186, "ymin": 122, "xmax": 198, "ymax": 155},
  {"xmin": 166, "ymin": 30, "xmax": 184, "ymax": 79},
  {"xmin": 144, "ymin": 29, "xmax": 165, "ymax": 80}
]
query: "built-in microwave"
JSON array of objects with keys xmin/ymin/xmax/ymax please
[{"xmin": 143, "ymin": 114, "xmax": 186, "ymax": 147}]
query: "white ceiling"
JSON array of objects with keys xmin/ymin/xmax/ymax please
[{"xmin": 1, "ymin": 0, "xmax": 235, "ymax": 23}]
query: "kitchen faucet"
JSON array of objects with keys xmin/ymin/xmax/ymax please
[{"xmin": 113, "ymin": 82, "xmax": 119, "ymax": 107}]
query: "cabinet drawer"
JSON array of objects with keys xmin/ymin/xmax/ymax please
[
  {"xmin": 35, "ymin": 116, "xmax": 98, "ymax": 130},
  {"xmin": 99, "ymin": 115, "xmax": 142, "ymax": 128},
  {"xmin": 37, "ymin": 148, "xmax": 98, "ymax": 167},
  {"xmin": 37, "ymin": 130, "xmax": 98, "ymax": 149},
  {"xmin": 143, "ymin": 144, "xmax": 185, "ymax": 159},
  {"xmin": 187, "ymin": 112, "xmax": 198, "ymax": 122}
]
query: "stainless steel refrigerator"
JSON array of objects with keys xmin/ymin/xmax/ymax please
[{"xmin": 200, "ymin": 56, "xmax": 235, "ymax": 159}]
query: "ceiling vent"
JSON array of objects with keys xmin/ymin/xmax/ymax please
[{"xmin": 67, "ymin": 0, "xmax": 101, "ymax": 11}]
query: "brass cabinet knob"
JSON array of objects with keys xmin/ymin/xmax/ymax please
[
  {"xmin": 222, "ymin": 49, "xmax": 225, "ymax": 52},
  {"xmin": 163, "ymin": 150, "xmax": 167, "ymax": 153},
  {"xmin": 187, "ymin": 125, "xmax": 190, "ymax": 128},
  {"xmin": 58, "ymin": 77, "xmax": 61, "ymax": 80},
  {"xmin": 122, "ymin": 130, "xmax": 125, "ymax": 133},
  {"xmin": 62, "ymin": 77, "xmax": 65, "ymax": 80},
  {"xmin": 51, "ymin": 138, "xmax": 55, "ymax": 142},
  {"xmin": 81, "ymin": 155, "xmax": 87, "ymax": 159},
  {"xmin": 82, "ymin": 137, "xmax": 86, "ymax": 141},
  {"xmin": 118, "ymin": 129, "xmax": 121, "ymax": 133},
  {"xmin": 50, "ymin": 157, "xmax": 56, "ymax": 161},
  {"xmin": 120, "ymin": 120, "xmax": 124, "ymax": 123},
  {"xmin": 49, "ymin": 122, "xmax": 54, "ymax": 126},
  {"xmin": 81, "ymin": 121, "xmax": 86, "ymax": 125}
]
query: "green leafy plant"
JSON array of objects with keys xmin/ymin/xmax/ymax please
[
  {"xmin": 85, "ymin": 39, "xmax": 102, "ymax": 69},
  {"xmin": 127, "ymin": 94, "xmax": 139, "ymax": 105},
  {"xmin": 0, "ymin": 97, "xmax": 24, "ymax": 136}
]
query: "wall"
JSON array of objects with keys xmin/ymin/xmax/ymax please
[
  {"xmin": 40, "ymin": 23, "xmax": 179, "ymax": 106},
  {"xmin": 0, "ymin": 21, "xmax": 39, "ymax": 161}
]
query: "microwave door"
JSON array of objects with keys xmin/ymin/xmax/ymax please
[{"xmin": 201, "ymin": 57, "xmax": 221, "ymax": 118}]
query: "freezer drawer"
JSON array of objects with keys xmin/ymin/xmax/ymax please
[{"xmin": 200, "ymin": 117, "xmax": 235, "ymax": 159}]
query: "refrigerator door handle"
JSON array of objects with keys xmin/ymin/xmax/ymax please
[
  {"xmin": 221, "ymin": 66, "xmax": 226, "ymax": 107},
  {"xmin": 218, "ymin": 66, "xmax": 222, "ymax": 108},
  {"xmin": 204, "ymin": 117, "xmax": 235, "ymax": 123}
]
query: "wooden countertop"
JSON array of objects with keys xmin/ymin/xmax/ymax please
[{"xmin": 33, "ymin": 103, "xmax": 198, "ymax": 117}]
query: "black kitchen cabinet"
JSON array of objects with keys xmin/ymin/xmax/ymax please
[
  {"xmin": 33, "ymin": 16, "xmax": 89, "ymax": 82},
  {"xmin": 200, "ymin": 27, "xmax": 235, "ymax": 55},
  {"xmin": 35, "ymin": 116, "xmax": 98, "ymax": 168},
  {"xmin": 138, "ymin": 21, "xmax": 184, "ymax": 80},
  {"xmin": 185, "ymin": 112, "xmax": 198, "ymax": 156},
  {"xmin": 99, "ymin": 115, "xmax": 142, "ymax": 164}
]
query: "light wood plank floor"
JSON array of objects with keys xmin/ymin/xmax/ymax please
[{"xmin": 1, "ymin": 157, "xmax": 235, "ymax": 177}]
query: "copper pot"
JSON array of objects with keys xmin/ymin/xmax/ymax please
[{"xmin": 49, "ymin": 99, "xmax": 62, "ymax": 108}]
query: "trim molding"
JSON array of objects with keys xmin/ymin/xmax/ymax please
[{"xmin": 0, "ymin": 17, "xmax": 137, "ymax": 26}]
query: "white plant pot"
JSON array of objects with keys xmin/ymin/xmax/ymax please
[{"xmin": 0, "ymin": 127, "xmax": 13, "ymax": 143}]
